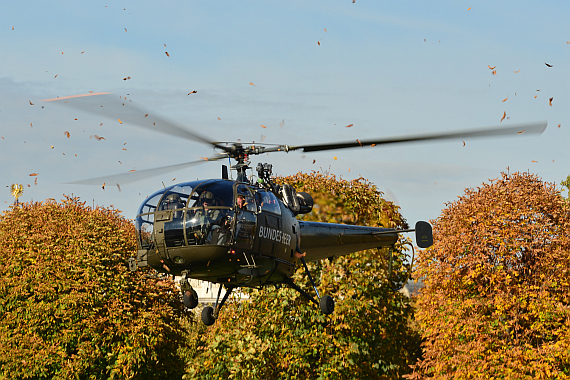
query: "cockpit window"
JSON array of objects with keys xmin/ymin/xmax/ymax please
[
  {"xmin": 236, "ymin": 184, "xmax": 257, "ymax": 212},
  {"xmin": 157, "ymin": 184, "xmax": 193, "ymax": 212},
  {"xmin": 137, "ymin": 191, "xmax": 164, "ymax": 215},
  {"xmin": 256, "ymin": 190, "xmax": 281, "ymax": 215},
  {"xmin": 188, "ymin": 181, "xmax": 233, "ymax": 209}
]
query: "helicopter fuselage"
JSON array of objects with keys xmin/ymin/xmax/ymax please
[{"xmin": 135, "ymin": 178, "xmax": 399, "ymax": 288}]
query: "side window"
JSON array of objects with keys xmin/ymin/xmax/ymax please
[
  {"xmin": 236, "ymin": 185, "xmax": 256, "ymax": 212},
  {"xmin": 256, "ymin": 190, "xmax": 281, "ymax": 215}
]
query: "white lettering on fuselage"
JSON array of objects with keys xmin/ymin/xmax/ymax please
[{"xmin": 258, "ymin": 226, "xmax": 292, "ymax": 246}]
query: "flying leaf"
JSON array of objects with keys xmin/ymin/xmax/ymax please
[
  {"xmin": 356, "ymin": 139, "xmax": 363, "ymax": 147},
  {"xmin": 345, "ymin": 124, "xmax": 353, "ymax": 128},
  {"xmin": 467, "ymin": 7, "xmax": 471, "ymax": 10},
  {"xmin": 102, "ymin": 183, "xmax": 105, "ymax": 190},
  {"xmin": 129, "ymin": 169, "xmax": 136, "ymax": 172},
  {"xmin": 249, "ymin": 82, "xmax": 255, "ymax": 86},
  {"xmin": 545, "ymin": 62, "xmax": 553, "ymax": 67},
  {"xmin": 500, "ymin": 111, "xmax": 506, "ymax": 122},
  {"xmin": 188, "ymin": 90, "xmax": 197, "ymax": 95},
  {"xmin": 312, "ymin": 159, "xmax": 316, "ymax": 164},
  {"xmin": 279, "ymin": 119, "xmax": 285, "ymax": 128},
  {"xmin": 218, "ymin": 117, "xmax": 221, "ymax": 120},
  {"xmin": 165, "ymin": 51, "xmax": 170, "ymax": 57},
  {"xmin": 462, "ymin": 140, "xmax": 465, "ymax": 146},
  {"xmin": 371, "ymin": 143, "xmax": 376, "ymax": 147},
  {"xmin": 64, "ymin": 131, "xmax": 70, "ymax": 138},
  {"xmin": 318, "ymin": 41, "xmax": 320, "ymax": 45},
  {"xmin": 534, "ymin": 95, "xmax": 538, "ymax": 98},
  {"xmin": 549, "ymin": 97, "xmax": 553, "ymax": 106},
  {"xmin": 261, "ymin": 135, "xmax": 267, "ymax": 142},
  {"xmin": 513, "ymin": 70, "xmax": 520, "ymax": 73},
  {"xmin": 123, "ymin": 76, "xmax": 131, "ymax": 80},
  {"xmin": 29, "ymin": 100, "xmax": 34, "ymax": 105},
  {"xmin": 122, "ymin": 148, "xmax": 127, "ymax": 150},
  {"xmin": 492, "ymin": 70, "xmax": 497, "ymax": 75},
  {"xmin": 30, "ymin": 123, "xmax": 33, "ymax": 127},
  {"xmin": 261, "ymin": 124, "xmax": 267, "ymax": 128},
  {"xmin": 532, "ymin": 160, "xmax": 538, "ymax": 163},
  {"xmin": 324, "ymin": 28, "xmax": 327, "ymax": 32},
  {"xmin": 333, "ymin": 156, "xmax": 338, "ymax": 160},
  {"xmin": 51, "ymin": 145, "xmax": 54, "ymax": 149},
  {"xmin": 118, "ymin": 119, "xmax": 122, "ymax": 124},
  {"xmin": 34, "ymin": 177, "xmax": 37, "ymax": 186},
  {"xmin": 29, "ymin": 173, "xmax": 39, "ymax": 176},
  {"xmin": 12, "ymin": 26, "xmax": 14, "ymax": 30},
  {"xmin": 558, "ymin": 124, "xmax": 561, "ymax": 128},
  {"xmin": 124, "ymin": 28, "xmax": 127, "ymax": 32},
  {"xmin": 517, "ymin": 130, "xmax": 525, "ymax": 134},
  {"xmin": 488, "ymin": 65, "xmax": 496, "ymax": 69},
  {"xmin": 502, "ymin": 96, "xmax": 508, "ymax": 102}
]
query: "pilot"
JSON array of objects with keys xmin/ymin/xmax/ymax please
[
  {"xmin": 210, "ymin": 215, "xmax": 232, "ymax": 245},
  {"xmin": 164, "ymin": 193, "xmax": 184, "ymax": 218},
  {"xmin": 193, "ymin": 191, "xmax": 221, "ymax": 243},
  {"xmin": 236, "ymin": 195, "xmax": 247, "ymax": 210}
]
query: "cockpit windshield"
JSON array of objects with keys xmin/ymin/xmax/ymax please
[
  {"xmin": 187, "ymin": 181, "xmax": 234, "ymax": 209},
  {"xmin": 135, "ymin": 179, "xmax": 247, "ymax": 249}
]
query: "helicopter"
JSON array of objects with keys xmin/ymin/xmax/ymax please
[{"xmin": 42, "ymin": 93, "xmax": 547, "ymax": 326}]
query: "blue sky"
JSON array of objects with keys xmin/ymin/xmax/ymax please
[{"xmin": 1, "ymin": 0, "xmax": 569, "ymax": 237}]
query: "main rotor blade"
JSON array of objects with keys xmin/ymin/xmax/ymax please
[
  {"xmin": 287, "ymin": 121, "xmax": 547, "ymax": 153},
  {"xmin": 42, "ymin": 92, "xmax": 229, "ymax": 151},
  {"xmin": 67, "ymin": 154, "xmax": 227, "ymax": 186}
]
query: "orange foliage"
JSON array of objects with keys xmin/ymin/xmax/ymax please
[
  {"xmin": 408, "ymin": 172, "xmax": 570, "ymax": 378},
  {"xmin": 0, "ymin": 197, "xmax": 190, "ymax": 378}
]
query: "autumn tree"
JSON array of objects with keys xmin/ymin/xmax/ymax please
[
  {"xmin": 409, "ymin": 172, "xmax": 570, "ymax": 379},
  {"xmin": 0, "ymin": 196, "xmax": 191, "ymax": 379},
  {"xmin": 561, "ymin": 175, "xmax": 570, "ymax": 202},
  {"xmin": 183, "ymin": 172, "xmax": 422, "ymax": 379}
]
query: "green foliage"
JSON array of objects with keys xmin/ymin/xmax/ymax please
[
  {"xmin": 409, "ymin": 172, "xmax": 570, "ymax": 379},
  {"xmin": 183, "ymin": 172, "xmax": 421, "ymax": 379},
  {"xmin": 0, "ymin": 196, "xmax": 190, "ymax": 379}
]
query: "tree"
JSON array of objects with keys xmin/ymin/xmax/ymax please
[
  {"xmin": 183, "ymin": 172, "xmax": 422, "ymax": 379},
  {"xmin": 0, "ymin": 196, "xmax": 190, "ymax": 379},
  {"xmin": 409, "ymin": 172, "xmax": 570, "ymax": 379},
  {"xmin": 561, "ymin": 175, "xmax": 570, "ymax": 202}
]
